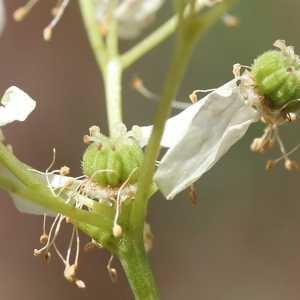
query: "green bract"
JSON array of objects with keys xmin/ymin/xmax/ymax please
[
  {"xmin": 82, "ymin": 135, "xmax": 144, "ymax": 187},
  {"xmin": 251, "ymin": 49, "xmax": 300, "ymax": 111}
]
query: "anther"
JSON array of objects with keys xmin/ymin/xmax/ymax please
[
  {"xmin": 112, "ymin": 224, "xmax": 122, "ymax": 238},
  {"xmin": 33, "ymin": 249, "xmax": 40, "ymax": 256},
  {"xmin": 89, "ymin": 125, "xmax": 101, "ymax": 137},
  {"xmin": 107, "ymin": 256, "xmax": 118, "ymax": 283},
  {"xmin": 75, "ymin": 279, "xmax": 86, "ymax": 289},
  {"xmin": 43, "ymin": 0, "xmax": 71, "ymax": 41},
  {"xmin": 60, "ymin": 166, "xmax": 70, "ymax": 176},
  {"xmin": 83, "ymin": 135, "xmax": 91, "ymax": 144},
  {"xmin": 189, "ymin": 92, "xmax": 198, "ymax": 104},
  {"xmin": 108, "ymin": 268, "xmax": 118, "ymax": 283},
  {"xmin": 43, "ymin": 27, "xmax": 52, "ymax": 41},
  {"xmin": 265, "ymin": 160, "xmax": 275, "ymax": 171},
  {"xmin": 40, "ymin": 233, "xmax": 49, "ymax": 245},
  {"xmin": 64, "ymin": 264, "xmax": 77, "ymax": 282},
  {"xmin": 250, "ymin": 138, "xmax": 263, "ymax": 153},
  {"xmin": 13, "ymin": 0, "xmax": 40, "ymax": 22},
  {"xmin": 284, "ymin": 159, "xmax": 299, "ymax": 171}
]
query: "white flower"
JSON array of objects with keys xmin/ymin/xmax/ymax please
[
  {"xmin": 96, "ymin": 0, "xmax": 164, "ymax": 39},
  {"xmin": 139, "ymin": 80, "xmax": 260, "ymax": 199},
  {"xmin": 0, "ymin": 86, "xmax": 36, "ymax": 126},
  {"xmin": 0, "ymin": 0, "xmax": 5, "ymax": 35}
]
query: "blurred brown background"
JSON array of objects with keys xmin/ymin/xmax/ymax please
[{"xmin": 1, "ymin": 0, "xmax": 300, "ymax": 299}]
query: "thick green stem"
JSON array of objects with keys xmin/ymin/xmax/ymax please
[{"xmin": 119, "ymin": 240, "xmax": 160, "ymax": 300}]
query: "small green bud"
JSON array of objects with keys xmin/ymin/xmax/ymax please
[
  {"xmin": 81, "ymin": 134, "xmax": 144, "ymax": 187},
  {"xmin": 251, "ymin": 43, "xmax": 300, "ymax": 112}
]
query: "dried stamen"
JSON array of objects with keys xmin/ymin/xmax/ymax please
[
  {"xmin": 43, "ymin": 0, "xmax": 71, "ymax": 41},
  {"xmin": 107, "ymin": 255, "xmax": 118, "ymax": 283},
  {"xmin": 13, "ymin": 0, "xmax": 40, "ymax": 22}
]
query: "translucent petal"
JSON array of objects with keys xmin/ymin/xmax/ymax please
[
  {"xmin": 140, "ymin": 80, "xmax": 260, "ymax": 199},
  {"xmin": 0, "ymin": 86, "xmax": 36, "ymax": 126},
  {"xmin": 10, "ymin": 173, "xmax": 71, "ymax": 216},
  {"xmin": 96, "ymin": 0, "xmax": 164, "ymax": 39}
]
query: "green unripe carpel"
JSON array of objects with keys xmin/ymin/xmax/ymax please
[
  {"xmin": 251, "ymin": 48, "xmax": 300, "ymax": 111},
  {"xmin": 82, "ymin": 136, "xmax": 144, "ymax": 187}
]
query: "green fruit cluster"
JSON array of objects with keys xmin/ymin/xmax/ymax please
[
  {"xmin": 82, "ymin": 137, "xmax": 144, "ymax": 187},
  {"xmin": 251, "ymin": 50, "xmax": 300, "ymax": 112}
]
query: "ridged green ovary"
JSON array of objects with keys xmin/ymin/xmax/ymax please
[
  {"xmin": 82, "ymin": 138, "xmax": 144, "ymax": 187},
  {"xmin": 82, "ymin": 144, "xmax": 110, "ymax": 186},
  {"xmin": 251, "ymin": 50, "xmax": 300, "ymax": 111},
  {"xmin": 117, "ymin": 140, "xmax": 144, "ymax": 183}
]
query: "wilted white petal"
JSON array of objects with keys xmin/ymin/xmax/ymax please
[
  {"xmin": 11, "ymin": 194, "xmax": 56, "ymax": 216},
  {"xmin": 0, "ymin": 86, "xmax": 36, "ymax": 126},
  {"xmin": 0, "ymin": 0, "xmax": 5, "ymax": 35},
  {"xmin": 140, "ymin": 80, "xmax": 260, "ymax": 199},
  {"xmin": 96, "ymin": 0, "xmax": 164, "ymax": 39},
  {"xmin": 11, "ymin": 173, "xmax": 73, "ymax": 216},
  {"xmin": 116, "ymin": 0, "xmax": 164, "ymax": 39},
  {"xmin": 8, "ymin": 171, "xmax": 71, "ymax": 216}
]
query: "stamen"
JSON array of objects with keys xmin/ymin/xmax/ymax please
[
  {"xmin": 39, "ymin": 213, "xmax": 49, "ymax": 245},
  {"xmin": 60, "ymin": 165, "xmax": 70, "ymax": 176},
  {"xmin": 45, "ymin": 148, "xmax": 58, "ymax": 196},
  {"xmin": 112, "ymin": 168, "xmax": 138, "ymax": 238},
  {"xmin": 13, "ymin": 0, "xmax": 40, "ymax": 22},
  {"xmin": 189, "ymin": 88, "xmax": 216, "ymax": 103},
  {"xmin": 132, "ymin": 76, "xmax": 190, "ymax": 110},
  {"xmin": 43, "ymin": 0, "xmax": 71, "ymax": 41},
  {"xmin": 107, "ymin": 255, "xmax": 118, "ymax": 283}
]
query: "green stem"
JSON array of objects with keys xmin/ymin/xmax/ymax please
[
  {"xmin": 104, "ymin": 58, "xmax": 122, "ymax": 135},
  {"xmin": 121, "ymin": 16, "xmax": 177, "ymax": 69},
  {"xmin": 129, "ymin": 0, "xmax": 238, "ymax": 234},
  {"xmin": 0, "ymin": 173, "xmax": 112, "ymax": 231},
  {"xmin": 78, "ymin": 0, "xmax": 122, "ymax": 135},
  {"xmin": 121, "ymin": 0, "xmax": 238, "ymax": 69},
  {"xmin": 78, "ymin": 0, "xmax": 107, "ymax": 72},
  {"xmin": 118, "ymin": 239, "xmax": 160, "ymax": 300}
]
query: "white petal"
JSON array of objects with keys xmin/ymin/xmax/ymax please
[
  {"xmin": 10, "ymin": 172, "xmax": 71, "ymax": 216},
  {"xmin": 95, "ymin": 0, "xmax": 164, "ymax": 39},
  {"xmin": 0, "ymin": 0, "xmax": 5, "ymax": 35},
  {"xmin": 0, "ymin": 86, "xmax": 36, "ymax": 126},
  {"xmin": 141, "ymin": 80, "xmax": 259, "ymax": 199},
  {"xmin": 11, "ymin": 193, "xmax": 56, "ymax": 216}
]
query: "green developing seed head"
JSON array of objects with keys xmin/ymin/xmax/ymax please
[
  {"xmin": 82, "ymin": 134, "xmax": 144, "ymax": 187},
  {"xmin": 251, "ymin": 41, "xmax": 300, "ymax": 112}
]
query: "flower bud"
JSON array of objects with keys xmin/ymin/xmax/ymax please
[
  {"xmin": 251, "ymin": 43, "xmax": 300, "ymax": 112},
  {"xmin": 82, "ymin": 135, "xmax": 144, "ymax": 187}
]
